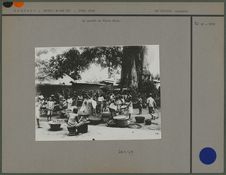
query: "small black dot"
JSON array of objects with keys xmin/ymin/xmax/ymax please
[{"xmin": 92, "ymin": 138, "xmax": 95, "ymax": 141}]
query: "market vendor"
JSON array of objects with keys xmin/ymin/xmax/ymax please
[
  {"xmin": 67, "ymin": 108, "xmax": 79, "ymax": 127},
  {"xmin": 67, "ymin": 107, "xmax": 88, "ymax": 134}
]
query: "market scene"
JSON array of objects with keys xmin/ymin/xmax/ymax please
[{"xmin": 35, "ymin": 45, "xmax": 161, "ymax": 140}]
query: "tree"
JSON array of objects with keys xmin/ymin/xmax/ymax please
[
  {"xmin": 121, "ymin": 46, "xmax": 144, "ymax": 89},
  {"xmin": 49, "ymin": 48, "xmax": 90, "ymax": 80},
  {"xmin": 48, "ymin": 47, "xmax": 123, "ymax": 80},
  {"xmin": 35, "ymin": 59, "xmax": 52, "ymax": 81},
  {"xmin": 36, "ymin": 46, "xmax": 151, "ymax": 90},
  {"xmin": 81, "ymin": 46, "xmax": 122, "ymax": 78}
]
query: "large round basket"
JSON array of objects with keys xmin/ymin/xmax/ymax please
[
  {"xmin": 135, "ymin": 116, "xmax": 145, "ymax": 123},
  {"xmin": 67, "ymin": 126, "xmax": 77, "ymax": 136},
  {"xmin": 77, "ymin": 122, "xmax": 89, "ymax": 133},
  {"xmin": 113, "ymin": 115, "xmax": 129, "ymax": 127},
  {"xmin": 102, "ymin": 111, "xmax": 111, "ymax": 123},
  {"xmin": 102, "ymin": 111, "xmax": 111, "ymax": 117},
  {"xmin": 88, "ymin": 116, "xmax": 102, "ymax": 125},
  {"xmin": 49, "ymin": 123, "xmax": 61, "ymax": 131}
]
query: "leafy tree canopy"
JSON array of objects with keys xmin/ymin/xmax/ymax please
[{"xmin": 44, "ymin": 47, "xmax": 123, "ymax": 80}]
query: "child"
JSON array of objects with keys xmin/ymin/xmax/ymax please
[{"xmin": 46, "ymin": 97, "xmax": 55, "ymax": 121}]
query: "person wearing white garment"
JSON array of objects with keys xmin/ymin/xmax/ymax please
[
  {"xmin": 90, "ymin": 96, "xmax": 97, "ymax": 115},
  {"xmin": 67, "ymin": 96, "xmax": 73, "ymax": 109},
  {"xmin": 35, "ymin": 97, "xmax": 41, "ymax": 128},
  {"xmin": 97, "ymin": 94, "xmax": 104, "ymax": 113},
  {"xmin": 146, "ymin": 93, "xmax": 156, "ymax": 119}
]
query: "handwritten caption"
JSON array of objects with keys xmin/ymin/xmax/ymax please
[
  {"xmin": 82, "ymin": 18, "xmax": 120, "ymax": 23},
  {"xmin": 118, "ymin": 149, "xmax": 134, "ymax": 155}
]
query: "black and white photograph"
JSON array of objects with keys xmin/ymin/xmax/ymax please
[{"xmin": 35, "ymin": 45, "xmax": 161, "ymax": 141}]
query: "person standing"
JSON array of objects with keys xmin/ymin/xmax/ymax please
[
  {"xmin": 115, "ymin": 95, "xmax": 123, "ymax": 112},
  {"xmin": 67, "ymin": 96, "xmax": 73, "ymax": 110},
  {"xmin": 46, "ymin": 97, "xmax": 55, "ymax": 121},
  {"xmin": 77, "ymin": 94, "xmax": 83, "ymax": 107},
  {"xmin": 98, "ymin": 93, "xmax": 104, "ymax": 113},
  {"xmin": 109, "ymin": 99, "xmax": 117, "ymax": 119},
  {"xmin": 90, "ymin": 96, "xmax": 97, "ymax": 116},
  {"xmin": 146, "ymin": 93, "xmax": 156, "ymax": 119},
  {"xmin": 35, "ymin": 97, "xmax": 41, "ymax": 128},
  {"xmin": 127, "ymin": 97, "xmax": 133, "ymax": 119},
  {"xmin": 79, "ymin": 94, "xmax": 89, "ymax": 118},
  {"xmin": 138, "ymin": 96, "xmax": 143, "ymax": 115}
]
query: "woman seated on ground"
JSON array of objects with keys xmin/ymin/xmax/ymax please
[
  {"xmin": 67, "ymin": 107, "xmax": 88, "ymax": 127},
  {"xmin": 67, "ymin": 108, "xmax": 79, "ymax": 127}
]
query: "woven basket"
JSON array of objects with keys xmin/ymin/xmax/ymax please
[
  {"xmin": 135, "ymin": 116, "xmax": 145, "ymax": 123},
  {"xmin": 49, "ymin": 123, "xmax": 61, "ymax": 131}
]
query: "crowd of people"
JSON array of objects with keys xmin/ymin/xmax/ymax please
[{"xmin": 35, "ymin": 90, "xmax": 157, "ymax": 128}]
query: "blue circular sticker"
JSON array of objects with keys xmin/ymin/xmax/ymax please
[{"xmin": 199, "ymin": 147, "xmax": 217, "ymax": 165}]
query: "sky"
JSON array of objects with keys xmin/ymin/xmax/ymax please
[
  {"xmin": 144, "ymin": 45, "xmax": 160, "ymax": 77},
  {"xmin": 35, "ymin": 45, "xmax": 160, "ymax": 82}
]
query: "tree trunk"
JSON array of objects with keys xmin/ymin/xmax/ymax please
[{"xmin": 121, "ymin": 46, "xmax": 144, "ymax": 89}]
